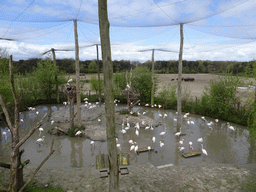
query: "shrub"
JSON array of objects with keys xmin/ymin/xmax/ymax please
[
  {"xmin": 157, "ymin": 83, "xmax": 177, "ymax": 109},
  {"xmin": 67, "ymin": 125, "xmax": 85, "ymax": 137},
  {"xmin": 90, "ymin": 75, "xmax": 104, "ymax": 94}
]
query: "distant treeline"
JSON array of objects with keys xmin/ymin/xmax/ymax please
[{"xmin": 13, "ymin": 58, "xmax": 253, "ymax": 75}]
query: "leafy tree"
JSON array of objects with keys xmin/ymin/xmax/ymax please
[
  {"xmin": 90, "ymin": 75, "xmax": 104, "ymax": 94},
  {"xmin": 88, "ymin": 60, "xmax": 97, "ymax": 73},
  {"xmin": 32, "ymin": 59, "xmax": 65, "ymax": 102}
]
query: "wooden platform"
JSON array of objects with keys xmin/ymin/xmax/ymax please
[
  {"xmin": 182, "ymin": 150, "xmax": 201, "ymax": 158},
  {"xmin": 96, "ymin": 153, "xmax": 130, "ymax": 169},
  {"xmin": 136, "ymin": 146, "xmax": 153, "ymax": 153}
]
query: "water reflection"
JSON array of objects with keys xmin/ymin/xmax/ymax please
[{"xmin": 0, "ymin": 104, "xmax": 255, "ymax": 168}]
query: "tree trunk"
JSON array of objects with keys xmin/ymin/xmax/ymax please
[
  {"xmin": 96, "ymin": 44, "xmax": 102, "ymax": 106},
  {"xmin": 8, "ymin": 55, "xmax": 23, "ymax": 192},
  {"xmin": 151, "ymin": 49, "xmax": 155, "ymax": 107},
  {"xmin": 73, "ymin": 20, "xmax": 81, "ymax": 127},
  {"xmin": 177, "ymin": 24, "xmax": 184, "ymax": 132},
  {"xmin": 98, "ymin": 0, "xmax": 119, "ymax": 191}
]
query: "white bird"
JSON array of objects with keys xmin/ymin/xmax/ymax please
[
  {"xmin": 190, "ymin": 120, "xmax": 195, "ymax": 125},
  {"xmin": 159, "ymin": 114, "xmax": 162, "ymax": 117},
  {"xmin": 20, "ymin": 119, "xmax": 24, "ymax": 122},
  {"xmin": 173, "ymin": 118, "xmax": 177, "ymax": 122},
  {"xmin": 130, "ymin": 145, "xmax": 135, "ymax": 151},
  {"xmin": 84, "ymin": 98, "xmax": 88, "ymax": 101},
  {"xmin": 197, "ymin": 137, "xmax": 203, "ymax": 143},
  {"xmin": 39, "ymin": 127, "xmax": 44, "ymax": 136},
  {"xmin": 163, "ymin": 114, "xmax": 168, "ymax": 118},
  {"xmin": 143, "ymin": 112, "xmax": 146, "ymax": 115},
  {"xmin": 145, "ymin": 103, "xmax": 149, "ymax": 106},
  {"xmin": 158, "ymin": 105, "xmax": 162, "ymax": 108},
  {"xmin": 128, "ymin": 140, "xmax": 133, "ymax": 144},
  {"xmin": 201, "ymin": 116, "xmax": 205, "ymax": 120},
  {"xmin": 152, "ymin": 137, "xmax": 156, "ymax": 143},
  {"xmin": 125, "ymin": 126, "xmax": 130, "ymax": 130},
  {"xmin": 189, "ymin": 141, "xmax": 193, "ymax": 150},
  {"xmin": 2, "ymin": 131, "xmax": 7, "ymax": 141},
  {"xmin": 215, "ymin": 119, "xmax": 219, "ymax": 123},
  {"xmin": 98, "ymin": 118, "xmax": 101, "ymax": 122},
  {"xmin": 121, "ymin": 129, "xmax": 127, "ymax": 134},
  {"xmin": 90, "ymin": 141, "xmax": 95, "ymax": 145},
  {"xmin": 36, "ymin": 136, "xmax": 45, "ymax": 146},
  {"xmin": 201, "ymin": 144, "xmax": 208, "ymax": 156},
  {"xmin": 179, "ymin": 139, "xmax": 184, "ymax": 145},
  {"xmin": 90, "ymin": 140, "xmax": 95, "ymax": 150},
  {"xmin": 145, "ymin": 125, "xmax": 150, "ymax": 130},
  {"xmin": 135, "ymin": 129, "xmax": 139, "ymax": 136},
  {"xmin": 134, "ymin": 145, "xmax": 139, "ymax": 153},
  {"xmin": 75, "ymin": 131, "xmax": 82, "ymax": 136},
  {"xmin": 36, "ymin": 111, "xmax": 39, "ymax": 115},
  {"xmin": 159, "ymin": 131, "xmax": 166, "ymax": 136},
  {"xmin": 228, "ymin": 125, "xmax": 235, "ymax": 131},
  {"xmin": 148, "ymin": 146, "xmax": 152, "ymax": 150},
  {"xmin": 51, "ymin": 120, "xmax": 54, "ymax": 125},
  {"xmin": 175, "ymin": 131, "xmax": 181, "ymax": 137},
  {"xmin": 150, "ymin": 122, "xmax": 154, "ymax": 130},
  {"xmin": 178, "ymin": 146, "xmax": 185, "ymax": 153},
  {"xmin": 160, "ymin": 141, "xmax": 164, "ymax": 147},
  {"xmin": 116, "ymin": 144, "xmax": 121, "ymax": 151}
]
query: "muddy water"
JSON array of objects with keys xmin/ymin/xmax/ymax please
[{"xmin": 0, "ymin": 104, "xmax": 255, "ymax": 169}]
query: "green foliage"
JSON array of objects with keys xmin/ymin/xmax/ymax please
[
  {"xmin": 88, "ymin": 60, "xmax": 98, "ymax": 73},
  {"xmin": 156, "ymin": 83, "xmax": 177, "ymax": 109},
  {"xmin": 32, "ymin": 59, "xmax": 65, "ymax": 102},
  {"xmin": 131, "ymin": 66, "xmax": 154, "ymax": 103},
  {"xmin": 247, "ymin": 103, "xmax": 256, "ymax": 138},
  {"xmin": 200, "ymin": 75, "xmax": 241, "ymax": 118},
  {"xmin": 90, "ymin": 75, "xmax": 104, "ymax": 94},
  {"xmin": 119, "ymin": 109, "xmax": 129, "ymax": 115}
]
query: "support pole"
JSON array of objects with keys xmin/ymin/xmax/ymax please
[
  {"xmin": 151, "ymin": 49, "xmax": 155, "ymax": 107},
  {"xmin": 177, "ymin": 24, "xmax": 184, "ymax": 132},
  {"xmin": 96, "ymin": 44, "xmax": 102, "ymax": 106},
  {"xmin": 73, "ymin": 19, "xmax": 81, "ymax": 127},
  {"xmin": 51, "ymin": 48, "xmax": 59, "ymax": 103}
]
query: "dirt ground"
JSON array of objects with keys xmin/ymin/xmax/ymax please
[
  {"xmin": 1, "ymin": 162, "xmax": 256, "ymax": 192},
  {"xmin": 77, "ymin": 73, "xmax": 255, "ymax": 105}
]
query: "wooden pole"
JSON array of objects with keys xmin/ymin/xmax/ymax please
[
  {"xmin": 51, "ymin": 48, "xmax": 59, "ymax": 103},
  {"xmin": 151, "ymin": 49, "xmax": 155, "ymax": 107},
  {"xmin": 177, "ymin": 24, "xmax": 184, "ymax": 132},
  {"xmin": 73, "ymin": 19, "xmax": 81, "ymax": 127},
  {"xmin": 96, "ymin": 44, "xmax": 102, "ymax": 106},
  {"xmin": 98, "ymin": 0, "xmax": 119, "ymax": 191}
]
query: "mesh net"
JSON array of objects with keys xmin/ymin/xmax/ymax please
[{"xmin": 0, "ymin": 0, "xmax": 255, "ymax": 60}]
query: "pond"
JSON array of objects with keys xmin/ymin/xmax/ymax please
[{"xmin": 1, "ymin": 104, "xmax": 256, "ymax": 169}]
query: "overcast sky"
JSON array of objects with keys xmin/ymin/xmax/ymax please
[{"xmin": 0, "ymin": 0, "xmax": 255, "ymax": 62}]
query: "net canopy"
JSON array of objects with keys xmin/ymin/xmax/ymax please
[{"xmin": 0, "ymin": 0, "xmax": 255, "ymax": 61}]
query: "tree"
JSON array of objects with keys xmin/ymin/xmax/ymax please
[
  {"xmin": 88, "ymin": 60, "xmax": 98, "ymax": 73},
  {"xmin": 0, "ymin": 55, "xmax": 54, "ymax": 192},
  {"xmin": 98, "ymin": 0, "xmax": 119, "ymax": 191},
  {"xmin": 32, "ymin": 59, "xmax": 61, "ymax": 102}
]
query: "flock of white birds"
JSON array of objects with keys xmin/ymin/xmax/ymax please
[{"xmin": 10, "ymin": 80, "xmax": 236, "ymax": 158}]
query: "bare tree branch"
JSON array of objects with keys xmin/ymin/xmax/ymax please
[
  {"xmin": 0, "ymin": 162, "xmax": 10, "ymax": 169},
  {"xmin": 18, "ymin": 139, "xmax": 55, "ymax": 192},
  {"xmin": 0, "ymin": 94, "xmax": 13, "ymax": 130},
  {"xmin": 15, "ymin": 113, "xmax": 47, "ymax": 150}
]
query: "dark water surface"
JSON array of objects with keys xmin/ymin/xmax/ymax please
[{"xmin": 1, "ymin": 104, "xmax": 255, "ymax": 168}]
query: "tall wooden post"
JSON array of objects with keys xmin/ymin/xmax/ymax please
[
  {"xmin": 51, "ymin": 48, "xmax": 59, "ymax": 103},
  {"xmin": 98, "ymin": 0, "xmax": 119, "ymax": 191},
  {"xmin": 151, "ymin": 49, "xmax": 155, "ymax": 107},
  {"xmin": 73, "ymin": 19, "xmax": 81, "ymax": 127},
  {"xmin": 177, "ymin": 24, "xmax": 184, "ymax": 132},
  {"xmin": 96, "ymin": 44, "xmax": 102, "ymax": 106}
]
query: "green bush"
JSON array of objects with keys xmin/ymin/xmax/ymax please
[
  {"xmin": 90, "ymin": 75, "xmax": 104, "ymax": 94},
  {"xmin": 88, "ymin": 60, "xmax": 98, "ymax": 73},
  {"xmin": 157, "ymin": 83, "xmax": 177, "ymax": 109}
]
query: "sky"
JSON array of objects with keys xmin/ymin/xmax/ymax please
[{"xmin": 0, "ymin": 0, "xmax": 255, "ymax": 62}]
